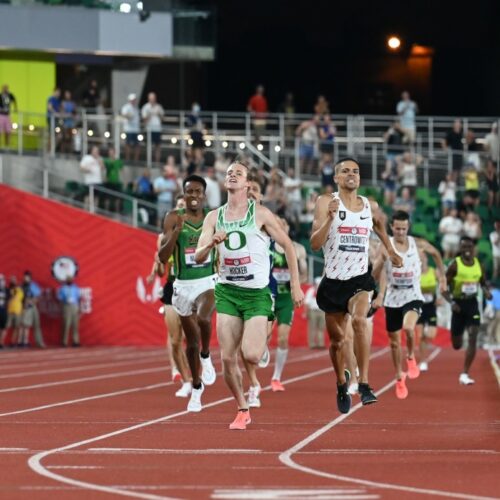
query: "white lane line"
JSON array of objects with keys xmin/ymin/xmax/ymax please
[
  {"xmin": 0, "ymin": 365, "xmax": 169, "ymax": 394},
  {"xmin": 211, "ymin": 489, "xmax": 378, "ymax": 499},
  {"xmin": 27, "ymin": 348, "xmax": 364, "ymax": 500},
  {"xmin": 0, "ymin": 447, "xmax": 29, "ymax": 451},
  {"xmin": 48, "ymin": 466, "xmax": 105, "ymax": 470},
  {"xmin": 0, "ymin": 382, "xmax": 171, "ymax": 418},
  {"xmin": 0, "ymin": 354, "xmax": 167, "ymax": 380},
  {"xmin": 487, "ymin": 348, "xmax": 500, "ymax": 386},
  {"xmin": 88, "ymin": 448, "xmax": 262, "ymax": 454},
  {"xmin": 280, "ymin": 348, "xmax": 498, "ymax": 500}
]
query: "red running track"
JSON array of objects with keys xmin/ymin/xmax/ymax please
[{"xmin": 0, "ymin": 345, "xmax": 498, "ymax": 499}]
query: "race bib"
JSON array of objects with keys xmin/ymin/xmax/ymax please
[
  {"xmin": 461, "ymin": 282, "xmax": 478, "ymax": 295},
  {"xmin": 185, "ymin": 247, "xmax": 211, "ymax": 267},
  {"xmin": 392, "ymin": 271, "xmax": 414, "ymax": 289},
  {"xmin": 272, "ymin": 267, "xmax": 291, "ymax": 284},
  {"xmin": 224, "ymin": 255, "xmax": 254, "ymax": 282}
]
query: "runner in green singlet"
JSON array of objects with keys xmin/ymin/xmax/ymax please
[
  {"xmin": 159, "ymin": 174, "xmax": 218, "ymax": 413},
  {"xmin": 195, "ymin": 160, "xmax": 304, "ymax": 430}
]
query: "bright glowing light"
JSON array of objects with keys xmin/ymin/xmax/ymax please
[
  {"xmin": 171, "ymin": 137, "xmax": 178, "ymax": 144},
  {"xmin": 55, "ymin": 127, "xmax": 61, "ymax": 133},
  {"xmin": 388, "ymin": 36, "xmax": 401, "ymax": 50},
  {"xmin": 104, "ymin": 131, "xmax": 111, "ymax": 138},
  {"xmin": 239, "ymin": 142, "xmax": 246, "ymax": 150},
  {"xmin": 87, "ymin": 130, "xmax": 94, "ymax": 137},
  {"xmin": 138, "ymin": 134, "xmax": 144, "ymax": 141},
  {"xmin": 137, "ymin": 1, "xmax": 143, "ymax": 10},
  {"xmin": 222, "ymin": 141, "xmax": 228, "ymax": 148},
  {"xmin": 274, "ymin": 145, "xmax": 281, "ymax": 153},
  {"xmin": 72, "ymin": 128, "xmax": 77, "ymax": 135},
  {"xmin": 257, "ymin": 144, "xmax": 264, "ymax": 151},
  {"xmin": 28, "ymin": 124, "xmax": 35, "ymax": 131},
  {"xmin": 120, "ymin": 133, "xmax": 127, "ymax": 140},
  {"xmin": 187, "ymin": 138, "xmax": 194, "ymax": 146},
  {"xmin": 12, "ymin": 123, "xmax": 18, "ymax": 130},
  {"xmin": 119, "ymin": 2, "xmax": 131, "ymax": 13},
  {"xmin": 205, "ymin": 140, "xmax": 212, "ymax": 147}
]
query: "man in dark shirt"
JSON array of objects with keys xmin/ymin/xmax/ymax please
[
  {"xmin": 443, "ymin": 119, "xmax": 464, "ymax": 172},
  {"xmin": 82, "ymin": 79, "xmax": 100, "ymax": 110},
  {"xmin": 0, "ymin": 84, "xmax": 17, "ymax": 147}
]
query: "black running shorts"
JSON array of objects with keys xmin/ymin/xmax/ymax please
[
  {"xmin": 385, "ymin": 300, "xmax": 423, "ymax": 333},
  {"xmin": 417, "ymin": 302, "xmax": 437, "ymax": 327},
  {"xmin": 451, "ymin": 298, "xmax": 480, "ymax": 337},
  {"xmin": 316, "ymin": 272, "xmax": 376, "ymax": 314},
  {"xmin": 160, "ymin": 281, "xmax": 174, "ymax": 305}
]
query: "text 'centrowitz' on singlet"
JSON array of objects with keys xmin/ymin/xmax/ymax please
[
  {"xmin": 384, "ymin": 236, "xmax": 424, "ymax": 308},
  {"xmin": 175, "ymin": 208, "xmax": 216, "ymax": 281},
  {"xmin": 216, "ymin": 200, "xmax": 270, "ymax": 289},
  {"xmin": 322, "ymin": 193, "xmax": 373, "ymax": 281}
]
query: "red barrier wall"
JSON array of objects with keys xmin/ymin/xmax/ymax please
[{"xmin": 0, "ymin": 186, "xmax": 450, "ymax": 348}]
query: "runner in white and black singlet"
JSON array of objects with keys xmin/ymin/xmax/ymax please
[
  {"xmin": 310, "ymin": 157, "xmax": 403, "ymax": 414},
  {"xmin": 373, "ymin": 210, "xmax": 447, "ymax": 400}
]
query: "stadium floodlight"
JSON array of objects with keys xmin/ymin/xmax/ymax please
[
  {"xmin": 257, "ymin": 144, "xmax": 263, "ymax": 151},
  {"xmin": 28, "ymin": 124, "xmax": 35, "ymax": 131},
  {"xmin": 138, "ymin": 134, "xmax": 144, "ymax": 141},
  {"xmin": 55, "ymin": 127, "xmax": 61, "ymax": 133},
  {"xmin": 388, "ymin": 36, "xmax": 401, "ymax": 50},
  {"xmin": 87, "ymin": 130, "xmax": 94, "ymax": 137},
  {"xmin": 136, "ymin": 1, "xmax": 143, "ymax": 10},
  {"xmin": 171, "ymin": 137, "xmax": 178, "ymax": 144},
  {"xmin": 104, "ymin": 131, "xmax": 111, "ymax": 138},
  {"xmin": 12, "ymin": 123, "xmax": 18, "ymax": 130},
  {"xmin": 239, "ymin": 142, "xmax": 245, "ymax": 150},
  {"xmin": 119, "ymin": 2, "xmax": 131, "ymax": 13},
  {"xmin": 205, "ymin": 140, "xmax": 212, "ymax": 147},
  {"xmin": 187, "ymin": 138, "xmax": 194, "ymax": 146},
  {"xmin": 274, "ymin": 145, "xmax": 281, "ymax": 153},
  {"xmin": 120, "ymin": 133, "xmax": 127, "ymax": 140}
]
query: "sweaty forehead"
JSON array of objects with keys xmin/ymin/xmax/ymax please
[{"xmin": 336, "ymin": 161, "xmax": 359, "ymax": 174}]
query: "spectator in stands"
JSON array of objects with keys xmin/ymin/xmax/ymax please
[
  {"xmin": 60, "ymin": 90, "xmax": 77, "ymax": 155},
  {"xmin": 82, "ymin": 79, "xmax": 100, "ymax": 110},
  {"xmin": 396, "ymin": 91, "xmax": 418, "ymax": 144},
  {"xmin": 463, "ymin": 211, "xmax": 482, "ymax": 244},
  {"xmin": 314, "ymin": 95, "xmax": 330, "ymax": 117},
  {"xmin": 317, "ymin": 114, "xmax": 336, "ymax": 162},
  {"xmin": 6, "ymin": 275, "xmax": 23, "ymax": 346},
  {"xmin": 304, "ymin": 190, "xmax": 319, "ymax": 223},
  {"xmin": 485, "ymin": 159, "xmax": 499, "ymax": 211},
  {"xmin": 396, "ymin": 151, "xmax": 423, "ymax": 197},
  {"xmin": 247, "ymin": 84, "xmax": 268, "ymax": 143},
  {"xmin": 486, "ymin": 282, "xmax": 500, "ymax": 346},
  {"xmin": 264, "ymin": 167, "xmax": 287, "ymax": 217},
  {"xmin": 134, "ymin": 168, "xmax": 154, "ymax": 197},
  {"xmin": 80, "ymin": 145, "xmax": 105, "ymax": 208},
  {"xmin": 442, "ymin": 119, "xmax": 464, "ymax": 173},
  {"xmin": 320, "ymin": 153, "xmax": 335, "ymax": 193},
  {"xmin": 204, "ymin": 165, "xmax": 222, "ymax": 209},
  {"xmin": 121, "ymin": 93, "xmax": 141, "ymax": 162},
  {"xmin": 186, "ymin": 102, "xmax": 205, "ymax": 165},
  {"xmin": 0, "ymin": 274, "xmax": 7, "ymax": 348},
  {"xmin": 57, "ymin": 276, "xmax": 81, "ymax": 347},
  {"xmin": 384, "ymin": 119, "xmax": 405, "ymax": 163},
  {"xmin": 462, "ymin": 164, "xmax": 480, "ymax": 211},
  {"xmin": 439, "ymin": 208, "xmax": 463, "ymax": 259},
  {"xmin": 393, "ymin": 187, "xmax": 415, "ymax": 218},
  {"xmin": 0, "ymin": 84, "xmax": 17, "ymax": 147},
  {"xmin": 438, "ymin": 172, "xmax": 457, "ymax": 216},
  {"xmin": 465, "ymin": 128, "xmax": 482, "ymax": 169},
  {"xmin": 154, "ymin": 164, "xmax": 178, "ymax": 227},
  {"xmin": 141, "ymin": 92, "xmax": 164, "ymax": 164},
  {"xmin": 103, "ymin": 146, "xmax": 124, "ymax": 212},
  {"xmin": 20, "ymin": 271, "xmax": 45, "ymax": 348},
  {"xmin": 484, "ymin": 122, "xmax": 499, "ymax": 165},
  {"xmin": 304, "ymin": 277, "xmax": 326, "ymax": 349},
  {"xmin": 296, "ymin": 116, "xmax": 319, "ymax": 175},
  {"xmin": 284, "ymin": 166, "xmax": 302, "ymax": 237},
  {"xmin": 279, "ymin": 92, "xmax": 295, "ymax": 144},
  {"xmin": 47, "ymin": 88, "xmax": 61, "ymax": 151},
  {"xmin": 489, "ymin": 220, "xmax": 500, "ymax": 279}
]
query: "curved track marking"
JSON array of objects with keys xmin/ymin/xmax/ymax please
[
  {"xmin": 279, "ymin": 348, "xmax": 497, "ymax": 500},
  {"xmin": 26, "ymin": 348, "xmax": 353, "ymax": 500}
]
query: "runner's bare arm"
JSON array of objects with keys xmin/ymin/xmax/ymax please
[
  {"xmin": 260, "ymin": 205, "xmax": 304, "ymax": 307},
  {"xmin": 194, "ymin": 210, "xmax": 225, "ymax": 264},
  {"xmin": 370, "ymin": 200, "xmax": 403, "ymax": 268},
  {"xmin": 480, "ymin": 262, "xmax": 493, "ymax": 300},
  {"xmin": 444, "ymin": 260, "xmax": 458, "ymax": 303},
  {"xmin": 310, "ymin": 194, "xmax": 337, "ymax": 251},
  {"xmin": 158, "ymin": 210, "xmax": 183, "ymax": 264},
  {"xmin": 294, "ymin": 242, "xmax": 308, "ymax": 284},
  {"xmin": 417, "ymin": 238, "xmax": 447, "ymax": 293},
  {"xmin": 372, "ymin": 263, "xmax": 387, "ymax": 309}
]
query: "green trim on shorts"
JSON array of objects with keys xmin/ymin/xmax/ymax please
[
  {"xmin": 215, "ymin": 283, "xmax": 273, "ymax": 321},
  {"xmin": 275, "ymin": 292, "xmax": 294, "ymax": 325}
]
